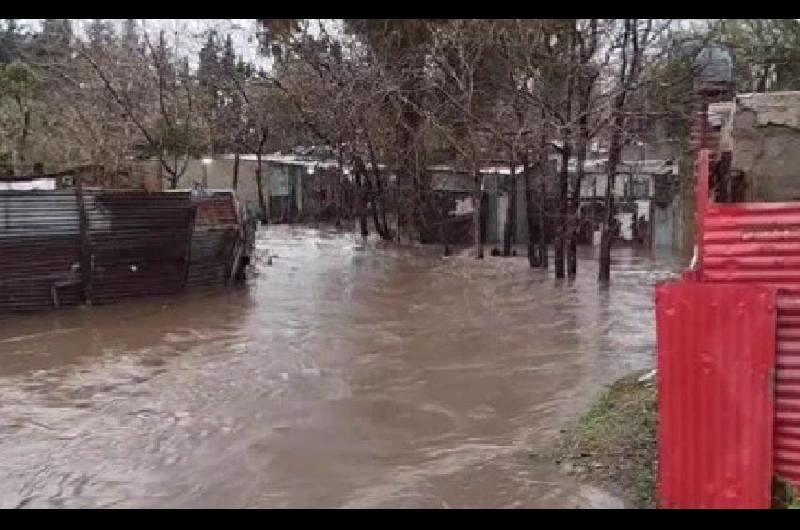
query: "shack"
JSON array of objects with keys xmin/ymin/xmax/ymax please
[
  {"xmin": 128, "ymin": 151, "xmax": 343, "ymax": 223},
  {"xmin": 0, "ymin": 176, "xmax": 254, "ymax": 313},
  {"xmin": 425, "ymin": 157, "xmax": 674, "ymax": 248}
]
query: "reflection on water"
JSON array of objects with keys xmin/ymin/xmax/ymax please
[{"xmin": 0, "ymin": 225, "xmax": 679, "ymax": 508}]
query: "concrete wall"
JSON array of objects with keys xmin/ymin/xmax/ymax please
[
  {"xmin": 175, "ymin": 158, "xmax": 265, "ymax": 214},
  {"xmin": 732, "ymin": 92, "xmax": 800, "ymax": 201},
  {"xmin": 132, "ymin": 157, "xmax": 309, "ymax": 218},
  {"xmin": 133, "ymin": 158, "xmax": 266, "ymax": 213}
]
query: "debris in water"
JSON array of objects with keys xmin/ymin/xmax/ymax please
[{"xmin": 638, "ymin": 369, "xmax": 656, "ymax": 383}]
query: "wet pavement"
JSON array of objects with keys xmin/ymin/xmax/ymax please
[{"xmin": 0, "ymin": 225, "xmax": 680, "ymax": 508}]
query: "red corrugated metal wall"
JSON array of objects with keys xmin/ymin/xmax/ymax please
[
  {"xmin": 695, "ymin": 149, "xmax": 800, "ymax": 486},
  {"xmin": 657, "ymin": 280, "xmax": 777, "ymax": 508},
  {"xmin": 700, "ymin": 205, "xmax": 800, "ymax": 485}
]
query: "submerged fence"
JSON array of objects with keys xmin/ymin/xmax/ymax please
[{"xmin": 0, "ymin": 187, "xmax": 245, "ymax": 312}]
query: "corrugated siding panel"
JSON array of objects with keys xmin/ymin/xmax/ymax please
[
  {"xmin": 0, "ymin": 190, "xmax": 82, "ymax": 311},
  {"xmin": 85, "ymin": 191, "xmax": 194, "ymax": 304},
  {"xmin": 656, "ymin": 280, "xmax": 776, "ymax": 509},
  {"xmin": 0, "ymin": 189, "xmax": 241, "ymax": 312},
  {"xmin": 187, "ymin": 232, "xmax": 233, "ymax": 287},
  {"xmin": 701, "ymin": 202, "xmax": 800, "ymax": 485},
  {"xmin": 188, "ymin": 193, "xmax": 239, "ymax": 288}
]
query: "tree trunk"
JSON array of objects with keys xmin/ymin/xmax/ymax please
[
  {"xmin": 568, "ymin": 82, "xmax": 590, "ymax": 279},
  {"xmin": 166, "ymin": 164, "xmax": 178, "ymax": 190},
  {"xmin": 395, "ymin": 83, "xmax": 424, "ymax": 237},
  {"xmin": 378, "ymin": 177, "xmax": 390, "ymax": 239},
  {"xmin": 535, "ymin": 108, "xmax": 549, "ymax": 270},
  {"xmin": 555, "ymin": 145, "xmax": 570, "ymax": 278},
  {"xmin": 365, "ymin": 129, "xmax": 391, "ymax": 239},
  {"xmin": 438, "ymin": 216, "xmax": 451, "ymax": 257},
  {"xmin": 473, "ymin": 169, "xmax": 484, "ymax": 259},
  {"xmin": 566, "ymin": 219, "xmax": 578, "ymax": 277},
  {"xmin": 599, "ymin": 18, "xmax": 642, "ymax": 282},
  {"xmin": 503, "ymin": 154, "xmax": 517, "ymax": 257},
  {"xmin": 255, "ymin": 151, "xmax": 267, "ymax": 223},
  {"xmin": 599, "ymin": 101, "xmax": 626, "ymax": 283},
  {"xmin": 523, "ymin": 154, "xmax": 541, "ymax": 268},
  {"xmin": 173, "ymin": 152, "xmax": 179, "ymax": 190},
  {"xmin": 598, "ymin": 194, "xmax": 614, "ymax": 283},
  {"xmin": 354, "ymin": 168, "xmax": 369, "ymax": 237},
  {"xmin": 555, "ymin": 30, "xmax": 576, "ymax": 279},
  {"xmin": 367, "ymin": 177, "xmax": 383, "ymax": 237},
  {"xmin": 538, "ymin": 165, "xmax": 548, "ymax": 270},
  {"xmin": 232, "ymin": 151, "xmax": 240, "ymax": 191},
  {"xmin": 17, "ymin": 107, "xmax": 30, "ymax": 173},
  {"xmin": 335, "ymin": 147, "xmax": 344, "ymax": 229},
  {"xmin": 157, "ymin": 154, "xmax": 164, "ymax": 189},
  {"xmin": 157, "ymin": 151, "xmax": 176, "ymax": 190},
  {"xmin": 357, "ymin": 156, "xmax": 390, "ymax": 240}
]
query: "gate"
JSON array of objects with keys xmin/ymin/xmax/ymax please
[{"xmin": 657, "ymin": 280, "xmax": 777, "ymax": 508}]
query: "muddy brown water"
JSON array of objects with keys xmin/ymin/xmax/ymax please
[{"xmin": 0, "ymin": 225, "xmax": 680, "ymax": 508}]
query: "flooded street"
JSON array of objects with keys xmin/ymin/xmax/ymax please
[{"xmin": 0, "ymin": 225, "xmax": 679, "ymax": 508}]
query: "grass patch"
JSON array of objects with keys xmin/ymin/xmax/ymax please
[
  {"xmin": 773, "ymin": 479, "xmax": 800, "ymax": 509},
  {"xmin": 556, "ymin": 371, "xmax": 658, "ymax": 509},
  {"xmin": 556, "ymin": 370, "xmax": 800, "ymax": 508}
]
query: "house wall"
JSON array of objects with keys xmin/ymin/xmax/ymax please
[
  {"xmin": 731, "ymin": 92, "xmax": 800, "ymax": 201},
  {"xmin": 134, "ymin": 157, "xmax": 313, "ymax": 220}
]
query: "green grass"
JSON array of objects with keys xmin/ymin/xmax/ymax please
[
  {"xmin": 773, "ymin": 479, "xmax": 800, "ymax": 509},
  {"xmin": 557, "ymin": 372, "xmax": 800, "ymax": 509},
  {"xmin": 556, "ymin": 371, "xmax": 658, "ymax": 508}
]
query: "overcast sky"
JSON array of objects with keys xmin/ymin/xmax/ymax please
[{"xmin": 17, "ymin": 19, "xmax": 270, "ymax": 69}]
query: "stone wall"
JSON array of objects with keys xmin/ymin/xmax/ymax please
[{"xmin": 731, "ymin": 92, "xmax": 800, "ymax": 201}]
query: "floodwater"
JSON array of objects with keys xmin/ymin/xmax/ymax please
[{"xmin": 0, "ymin": 225, "xmax": 680, "ymax": 508}]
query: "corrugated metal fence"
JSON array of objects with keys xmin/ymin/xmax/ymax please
[
  {"xmin": 188, "ymin": 195, "xmax": 241, "ymax": 288},
  {"xmin": 0, "ymin": 188, "xmax": 242, "ymax": 312},
  {"xmin": 658, "ymin": 148, "xmax": 800, "ymax": 508},
  {"xmin": 85, "ymin": 191, "xmax": 196, "ymax": 304},
  {"xmin": 694, "ymin": 148, "xmax": 800, "ymax": 488},
  {"xmin": 0, "ymin": 190, "xmax": 82, "ymax": 310},
  {"xmin": 657, "ymin": 280, "xmax": 777, "ymax": 508}
]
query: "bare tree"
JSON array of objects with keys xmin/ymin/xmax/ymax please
[
  {"xmin": 598, "ymin": 19, "xmax": 670, "ymax": 282},
  {"xmin": 78, "ymin": 25, "xmax": 203, "ymax": 189}
]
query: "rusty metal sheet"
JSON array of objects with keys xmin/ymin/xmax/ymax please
[
  {"xmin": 188, "ymin": 192, "xmax": 240, "ymax": 288},
  {"xmin": 0, "ymin": 190, "xmax": 82, "ymax": 311},
  {"xmin": 0, "ymin": 189, "xmax": 243, "ymax": 312},
  {"xmin": 657, "ymin": 280, "xmax": 777, "ymax": 509},
  {"xmin": 194, "ymin": 193, "xmax": 238, "ymax": 228},
  {"xmin": 84, "ymin": 190, "xmax": 194, "ymax": 304}
]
